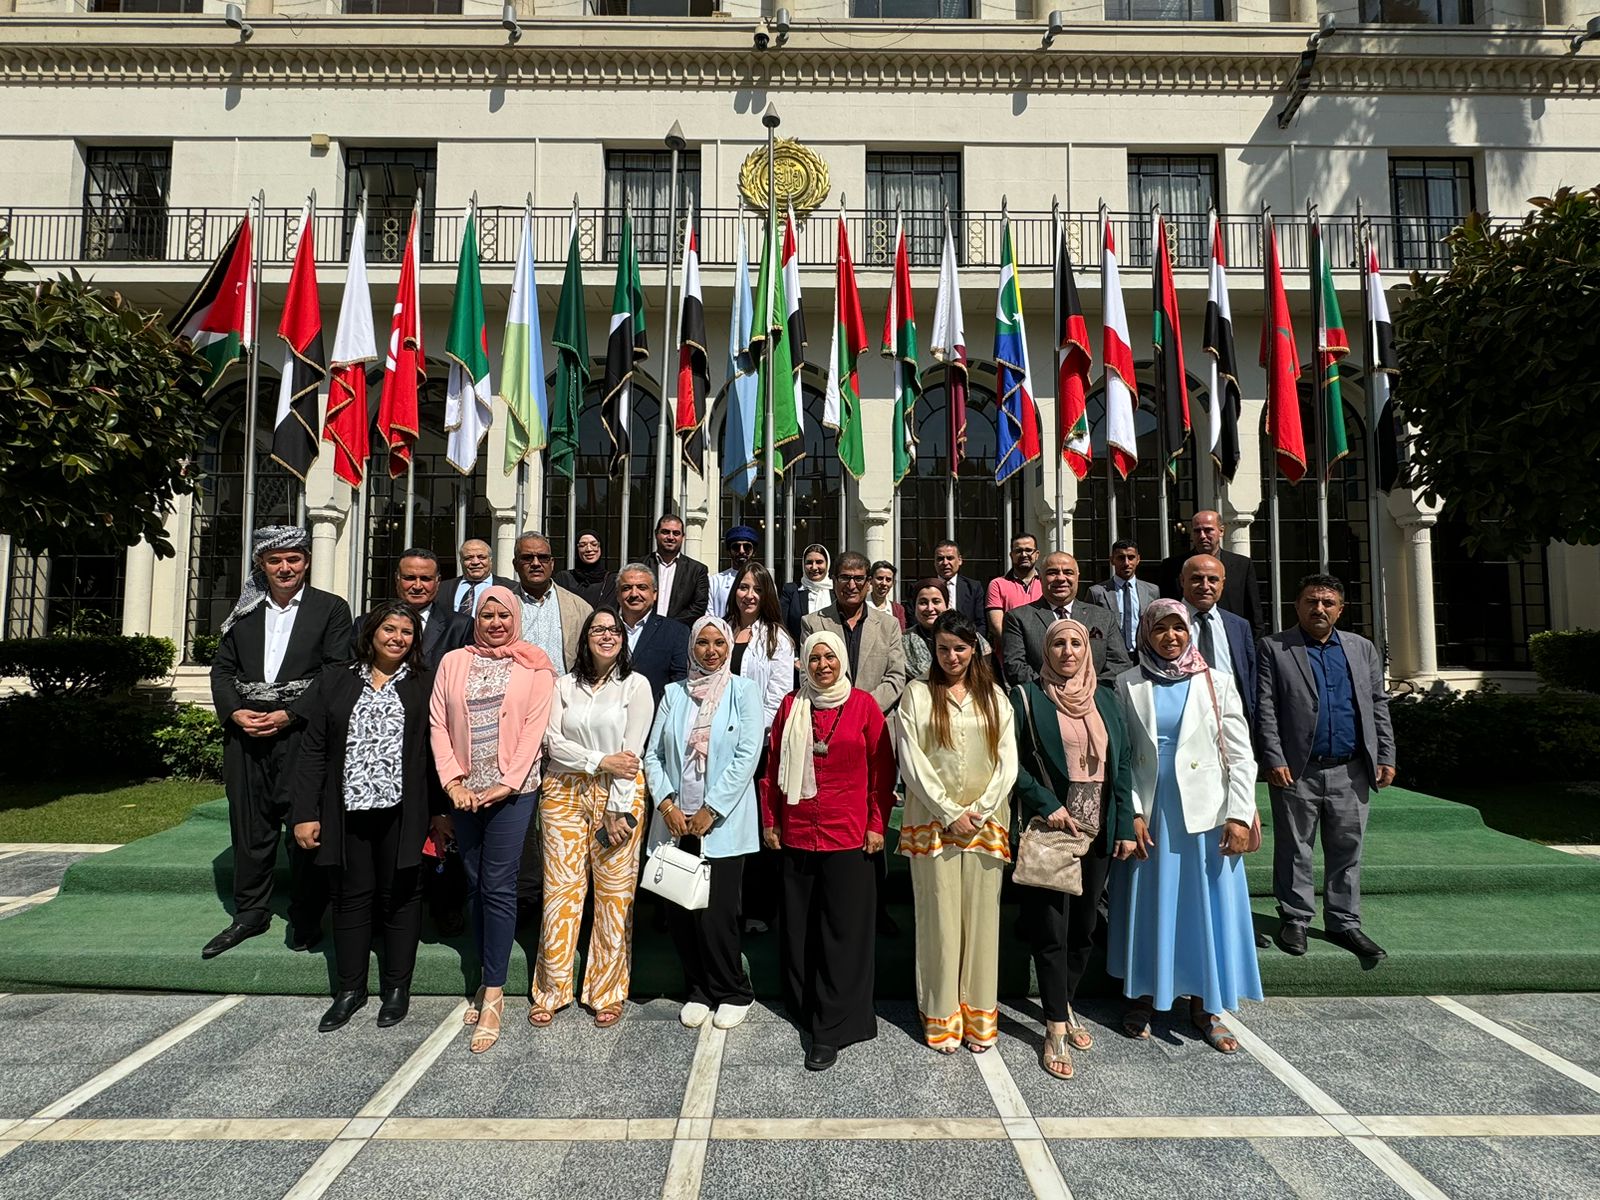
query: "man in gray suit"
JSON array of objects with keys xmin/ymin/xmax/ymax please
[
  {"xmin": 1002, "ymin": 552, "xmax": 1133, "ymax": 688},
  {"xmin": 1257, "ymin": 573, "xmax": 1396, "ymax": 961},
  {"xmin": 802, "ymin": 550, "xmax": 907, "ymax": 713},
  {"xmin": 1084, "ymin": 538, "xmax": 1158, "ymax": 655}
]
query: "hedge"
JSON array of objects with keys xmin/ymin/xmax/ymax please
[
  {"xmin": 0, "ymin": 634, "xmax": 175, "ymax": 697},
  {"xmin": 1391, "ymin": 685, "xmax": 1600, "ymax": 792},
  {"xmin": 0, "ymin": 696, "xmax": 223, "ymax": 784},
  {"xmin": 1530, "ymin": 629, "xmax": 1600, "ymax": 694}
]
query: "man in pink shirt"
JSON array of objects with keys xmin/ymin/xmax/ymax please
[{"xmin": 985, "ymin": 531, "xmax": 1041, "ymax": 644}]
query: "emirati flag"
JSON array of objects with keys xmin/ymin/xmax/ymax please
[
  {"xmin": 445, "ymin": 205, "xmax": 492, "ymax": 474},
  {"xmin": 823, "ymin": 209, "xmax": 869, "ymax": 480},
  {"xmin": 270, "ymin": 199, "xmax": 326, "ymax": 482},
  {"xmin": 882, "ymin": 212, "xmax": 920, "ymax": 486},
  {"xmin": 1055, "ymin": 223, "xmax": 1093, "ymax": 481},
  {"xmin": 500, "ymin": 206, "xmax": 549, "ymax": 475},
  {"xmin": 170, "ymin": 214, "xmax": 253, "ymax": 392}
]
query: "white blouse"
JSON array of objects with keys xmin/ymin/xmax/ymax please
[{"xmin": 544, "ymin": 670, "xmax": 655, "ymax": 812}]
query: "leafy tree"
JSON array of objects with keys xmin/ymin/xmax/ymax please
[
  {"xmin": 0, "ymin": 232, "xmax": 216, "ymax": 559},
  {"xmin": 1394, "ymin": 187, "xmax": 1600, "ymax": 554}
]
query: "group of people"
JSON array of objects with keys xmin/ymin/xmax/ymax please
[{"xmin": 205, "ymin": 508, "xmax": 1395, "ymax": 1080}]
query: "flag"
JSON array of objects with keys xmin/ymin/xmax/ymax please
[
  {"xmin": 994, "ymin": 217, "xmax": 1040, "ymax": 485},
  {"xmin": 1055, "ymin": 222, "xmax": 1093, "ymax": 481},
  {"xmin": 445, "ymin": 205, "xmax": 492, "ymax": 475},
  {"xmin": 1202, "ymin": 211, "xmax": 1242, "ymax": 483},
  {"xmin": 929, "ymin": 214, "xmax": 968, "ymax": 477},
  {"xmin": 548, "ymin": 209, "xmax": 590, "ymax": 484},
  {"xmin": 1261, "ymin": 214, "xmax": 1305, "ymax": 483},
  {"xmin": 325, "ymin": 205, "xmax": 376, "ymax": 489},
  {"xmin": 675, "ymin": 200, "xmax": 709, "ymax": 476},
  {"xmin": 601, "ymin": 206, "xmax": 647, "ymax": 479},
  {"xmin": 750, "ymin": 210, "xmax": 800, "ymax": 472},
  {"xmin": 882, "ymin": 212, "xmax": 920, "ymax": 486},
  {"xmin": 271, "ymin": 201, "xmax": 325, "ymax": 482},
  {"xmin": 721, "ymin": 223, "xmax": 759, "ymax": 497},
  {"xmin": 170, "ymin": 215, "xmax": 252, "ymax": 392},
  {"xmin": 783, "ymin": 202, "xmax": 806, "ymax": 451},
  {"xmin": 1365, "ymin": 242, "xmax": 1404, "ymax": 492},
  {"xmin": 823, "ymin": 210, "xmax": 869, "ymax": 480},
  {"xmin": 377, "ymin": 202, "xmax": 424, "ymax": 480},
  {"xmin": 1101, "ymin": 213, "xmax": 1139, "ymax": 478},
  {"xmin": 501, "ymin": 206, "xmax": 549, "ymax": 475},
  {"xmin": 1311, "ymin": 215, "xmax": 1351, "ymax": 481},
  {"xmin": 1150, "ymin": 212, "xmax": 1190, "ymax": 480}
]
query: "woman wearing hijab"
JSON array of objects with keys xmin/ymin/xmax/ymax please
[
  {"xmin": 760, "ymin": 630, "xmax": 896, "ymax": 1072},
  {"xmin": 894, "ymin": 610, "xmax": 1018, "ymax": 1054},
  {"xmin": 780, "ymin": 543, "xmax": 833, "ymax": 648},
  {"xmin": 554, "ymin": 529, "xmax": 617, "ymax": 609},
  {"xmin": 644, "ymin": 616, "xmax": 765, "ymax": 1031},
  {"xmin": 1010, "ymin": 618, "xmax": 1137, "ymax": 1079},
  {"xmin": 1110, "ymin": 599, "xmax": 1261, "ymax": 1053},
  {"xmin": 904, "ymin": 578, "xmax": 991, "ymax": 682},
  {"xmin": 430, "ymin": 586, "xmax": 557, "ymax": 1053}
]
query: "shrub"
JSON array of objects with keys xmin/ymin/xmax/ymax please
[
  {"xmin": 152, "ymin": 703, "xmax": 224, "ymax": 781},
  {"xmin": 190, "ymin": 632, "xmax": 220, "ymax": 666},
  {"xmin": 1530, "ymin": 629, "xmax": 1600, "ymax": 694},
  {"xmin": 1390, "ymin": 685, "xmax": 1600, "ymax": 791},
  {"xmin": 0, "ymin": 634, "xmax": 175, "ymax": 697},
  {"xmin": 0, "ymin": 694, "xmax": 167, "ymax": 780}
]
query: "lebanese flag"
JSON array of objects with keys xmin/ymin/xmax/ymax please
[
  {"xmin": 170, "ymin": 215, "xmax": 252, "ymax": 392},
  {"xmin": 271, "ymin": 201, "xmax": 326, "ymax": 482},
  {"xmin": 675, "ymin": 201, "xmax": 709, "ymax": 476},
  {"xmin": 377, "ymin": 203, "xmax": 424, "ymax": 480},
  {"xmin": 1055, "ymin": 223, "xmax": 1093, "ymax": 480},
  {"xmin": 1261, "ymin": 214, "xmax": 1306, "ymax": 483},
  {"xmin": 1101, "ymin": 213, "xmax": 1139, "ymax": 478},
  {"xmin": 1202, "ymin": 212, "xmax": 1241, "ymax": 483},
  {"xmin": 1151, "ymin": 213, "xmax": 1190, "ymax": 480},
  {"xmin": 823, "ymin": 209, "xmax": 869, "ymax": 480},
  {"xmin": 324, "ymin": 205, "xmax": 376, "ymax": 488},
  {"xmin": 1366, "ymin": 243, "xmax": 1404, "ymax": 492}
]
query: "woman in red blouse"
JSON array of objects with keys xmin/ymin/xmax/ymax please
[{"xmin": 760, "ymin": 630, "xmax": 896, "ymax": 1072}]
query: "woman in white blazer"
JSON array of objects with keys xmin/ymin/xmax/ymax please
[{"xmin": 1108, "ymin": 599, "xmax": 1262, "ymax": 1054}]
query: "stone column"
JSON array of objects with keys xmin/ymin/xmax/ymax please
[
  {"xmin": 863, "ymin": 508, "xmax": 892, "ymax": 566},
  {"xmin": 120, "ymin": 541, "xmax": 157, "ymax": 636},
  {"xmin": 308, "ymin": 505, "xmax": 345, "ymax": 595},
  {"xmin": 1386, "ymin": 489, "xmax": 1441, "ymax": 682}
]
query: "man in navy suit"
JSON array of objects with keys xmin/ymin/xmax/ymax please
[
  {"xmin": 440, "ymin": 538, "xmax": 515, "ymax": 617},
  {"xmin": 1180, "ymin": 555, "xmax": 1257, "ymax": 727},
  {"xmin": 352, "ymin": 548, "xmax": 473, "ymax": 669},
  {"xmin": 933, "ymin": 539, "xmax": 987, "ymax": 629},
  {"xmin": 616, "ymin": 562, "xmax": 688, "ymax": 704}
]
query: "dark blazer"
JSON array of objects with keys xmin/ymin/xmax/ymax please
[
  {"xmin": 1001, "ymin": 598, "xmax": 1133, "ymax": 690},
  {"xmin": 350, "ymin": 598, "xmax": 472, "ymax": 669},
  {"xmin": 1211, "ymin": 606, "xmax": 1258, "ymax": 727},
  {"xmin": 440, "ymin": 575, "xmax": 516, "ymax": 616},
  {"xmin": 210, "ymin": 587, "xmax": 354, "ymax": 726},
  {"xmin": 1010, "ymin": 682, "xmax": 1136, "ymax": 852},
  {"xmin": 288, "ymin": 661, "xmax": 440, "ymax": 870},
  {"xmin": 780, "ymin": 582, "xmax": 827, "ymax": 648},
  {"xmin": 1256, "ymin": 625, "xmax": 1395, "ymax": 787},
  {"xmin": 628, "ymin": 612, "xmax": 690, "ymax": 705},
  {"xmin": 553, "ymin": 569, "xmax": 618, "ymax": 610},
  {"xmin": 646, "ymin": 552, "xmax": 710, "ymax": 626},
  {"xmin": 944, "ymin": 576, "xmax": 987, "ymax": 628},
  {"xmin": 1157, "ymin": 548, "xmax": 1264, "ymax": 637}
]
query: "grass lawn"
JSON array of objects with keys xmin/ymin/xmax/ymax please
[
  {"xmin": 0, "ymin": 778, "xmax": 220, "ymax": 844},
  {"xmin": 1430, "ymin": 781, "xmax": 1600, "ymax": 845}
]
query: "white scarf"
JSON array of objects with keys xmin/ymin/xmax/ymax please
[{"xmin": 777, "ymin": 630, "xmax": 852, "ymax": 803}]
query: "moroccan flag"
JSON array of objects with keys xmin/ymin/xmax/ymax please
[
  {"xmin": 548, "ymin": 208, "xmax": 590, "ymax": 484},
  {"xmin": 377, "ymin": 202, "xmax": 424, "ymax": 480},
  {"xmin": 1365, "ymin": 242, "xmax": 1404, "ymax": 492},
  {"xmin": 929, "ymin": 214, "xmax": 968, "ymax": 476},
  {"xmin": 445, "ymin": 205, "xmax": 492, "ymax": 475},
  {"xmin": 675, "ymin": 201, "xmax": 709, "ymax": 476},
  {"xmin": 721, "ymin": 223, "xmax": 759, "ymax": 497},
  {"xmin": 1055, "ymin": 222, "xmax": 1092, "ymax": 481},
  {"xmin": 170, "ymin": 214, "xmax": 252, "ymax": 392},
  {"xmin": 751, "ymin": 211, "xmax": 800, "ymax": 472},
  {"xmin": 994, "ymin": 217, "xmax": 1040, "ymax": 485},
  {"xmin": 501, "ymin": 206, "xmax": 549, "ymax": 475},
  {"xmin": 1151, "ymin": 213, "xmax": 1190, "ymax": 480},
  {"xmin": 823, "ymin": 210, "xmax": 869, "ymax": 480},
  {"xmin": 602, "ymin": 207, "xmax": 647, "ymax": 479},
  {"xmin": 1261, "ymin": 214, "xmax": 1305, "ymax": 484},
  {"xmin": 882, "ymin": 212, "xmax": 920, "ymax": 486},
  {"xmin": 1311, "ymin": 215, "xmax": 1351, "ymax": 481},
  {"xmin": 1101, "ymin": 213, "xmax": 1139, "ymax": 478},
  {"xmin": 325, "ymin": 204, "xmax": 376, "ymax": 489},
  {"xmin": 1202, "ymin": 211, "xmax": 1242, "ymax": 483},
  {"xmin": 271, "ymin": 201, "xmax": 325, "ymax": 482}
]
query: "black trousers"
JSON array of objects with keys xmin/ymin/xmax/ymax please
[
  {"xmin": 779, "ymin": 847, "xmax": 878, "ymax": 1049},
  {"xmin": 668, "ymin": 839, "xmax": 752, "ymax": 1008},
  {"xmin": 329, "ymin": 807, "xmax": 424, "ymax": 993},
  {"xmin": 1021, "ymin": 838, "xmax": 1111, "ymax": 1023},
  {"xmin": 223, "ymin": 728, "xmax": 326, "ymax": 931},
  {"xmin": 742, "ymin": 747, "xmax": 779, "ymax": 925}
]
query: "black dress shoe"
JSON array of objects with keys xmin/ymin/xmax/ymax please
[
  {"xmin": 288, "ymin": 926, "xmax": 324, "ymax": 952},
  {"xmin": 805, "ymin": 1043, "xmax": 838, "ymax": 1072},
  {"xmin": 376, "ymin": 986, "xmax": 411, "ymax": 1028},
  {"xmin": 1255, "ymin": 932, "xmax": 1272, "ymax": 949},
  {"xmin": 201, "ymin": 921, "xmax": 267, "ymax": 960},
  {"xmin": 1276, "ymin": 922, "xmax": 1308, "ymax": 956},
  {"xmin": 319, "ymin": 991, "xmax": 368, "ymax": 1032},
  {"xmin": 1328, "ymin": 927, "xmax": 1387, "ymax": 960}
]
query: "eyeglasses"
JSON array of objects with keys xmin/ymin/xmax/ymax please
[
  {"xmin": 516, "ymin": 552, "xmax": 554, "ymax": 564},
  {"xmin": 835, "ymin": 574, "xmax": 867, "ymax": 585},
  {"xmin": 590, "ymin": 627, "xmax": 622, "ymax": 639}
]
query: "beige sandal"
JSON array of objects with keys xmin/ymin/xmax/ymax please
[
  {"xmin": 1042, "ymin": 1030, "xmax": 1074, "ymax": 1080},
  {"xmin": 463, "ymin": 988, "xmax": 485, "ymax": 1027},
  {"xmin": 1065, "ymin": 1008, "xmax": 1093, "ymax": 1052},
  {"xmin": 470, "ymin": 996, "xmax": 504, "ymax": 1053}
]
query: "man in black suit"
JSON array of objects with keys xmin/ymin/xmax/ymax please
[
  {"xmin": 1180, "ymin": 555, "xmax": 1258, "ymax": 727},
  {"xmin": 353, "ymin": 548, "xmax": 473, "ymax": 669},
  {"xmin": 440, "ymin": 538, "xmax": 515, "ymax": 618},
  {"xmin": 933, "ymin": 539, "xmax": 987, "ymax": 628},
  {"xmin": 205, "ymin": 526, "xmax": 353, "ymax": 959},
  {"xmin": 1156, "ymin": 510, "xmax": 1265, "ymax": 636},
  {"xmin": 616, "ymin": 562, "xmax": 689, "ymax": 703},
  {"xmin": 645, "ymin": 514, "xmax": 710, "ymax": 626},
  {"xmin": 1002, "ymin": 551, "xmax": 1133, "ymax": 688}
]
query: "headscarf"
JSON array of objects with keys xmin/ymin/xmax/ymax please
[
  {"xmin": 1137, "ymin": 597, "xmax": 1210, "ymax": 682},
  {"xmin": 468, "ymin": 584, "xmax": 554, "ymax": 672},
  {"xmin": 567, "ymin": 529, "xmax": 609, "ymax": 588},
  {"xmin": 799, "ymin": 543, "xmax": 833, "ymax": 607},
  {"xmin": 684, "ymin": 616, "xmax": 735, "ymax": 774},
  {"xmin": 221, "ymin": 525, "xmax": 310, "ymax": 634},
  {"xmin": 777, "ymin": 630, "xmax": 853, "ymax": 804},
  {"xmin": 1038, "ymin": 618, "xmax": 1108, "ymax": 782}
]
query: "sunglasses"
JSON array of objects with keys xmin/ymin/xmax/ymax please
[{"xmin": 516, "ymin": 552, "xmax": 554, "ymax": 564}]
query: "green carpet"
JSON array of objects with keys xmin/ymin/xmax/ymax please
[{"xmin": 0, "ymin": 786, "xmax": 1596, "ymax": 998}]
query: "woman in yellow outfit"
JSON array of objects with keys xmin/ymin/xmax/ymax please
[{"xmin": 894, "ymin": 610, "xmax": 1019, "ymax": 1053}]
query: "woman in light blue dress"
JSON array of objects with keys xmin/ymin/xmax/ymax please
[{"xmin": 1107, "ymin": 599, "xmax": 1262, "ymax": 1053}]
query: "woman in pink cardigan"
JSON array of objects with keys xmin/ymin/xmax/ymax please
[{"xmin": 430, "ymin": 585, "xmax": 556, "ymax": 1053}]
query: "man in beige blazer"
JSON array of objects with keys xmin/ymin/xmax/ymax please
[
  {"xmin": 511, "ymin": 530, "xmax": 591, "ymax": 672},
  {"xmin": 801, "ymin": 550, "xmax": 907, "ymax": 714}
]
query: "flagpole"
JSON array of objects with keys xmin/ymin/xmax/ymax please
[
  {"xmin": 402, "ymin": 189, "xmax": 421, "ymax": 549},
  {"xmin": 294, "ymin": 190, "xmax": 316, "ymax": 528},
  {"xmin": 1100, "ymin": 200, "xmax": 1118, "ymax": 552},
  {"xmin": 566, "ymin": 194, "xmax": 580, "ymax": 571},
  {"xmin": 618, "ymin": 194, "xmax": 634, "ymax": 566},
  {"xmin": 1358, "ymin": 201, "xmax": 1387, "ymax": 662},
  {"xmin": 1201, "ymin": 203, "xmax": 1219, "ymax": 510},
  {"xmin": 515, "ymin": 191, "xmax": 532, "ymax": 535},
  {"xmin": 241, "ymin": 189, "xmax": 266, "ymax": 586},
  {"xmin": 1152, "ymin": 201, "xmax": 1170, "ymax": 561},
  {"xmin": 1308, "ymin": 199, "xmax": 1330, "ymax": 573},
  {"xmin": 453, "ymin": 193, "xmax": 477, "ymax": 552},
  {"xmin": 1265, "ymin": 203, "xmax": 1284, "ymax": 627},
  {"xmin": 348, "ymin": 188, "xmax": 370, "ymax": 611},
  {"xmin": 1051, "ymin": 197, "xmax": 1065, "ymax": 552},
  {"xmin": 654, "ymin": 122, "xmax": 686, "ymax": 522},
  {"xmin": 762, "ymin": 104, "xmax": 780, "ymax": 574}
]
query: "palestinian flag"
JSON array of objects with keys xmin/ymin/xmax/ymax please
[
  {"xmin": 548, "ymin": 208, "xmax": 590, "ymax": 484},
  {"xmin": 1261, "ymin": 214, "xmax": 1305, "ymax": 484},
  {"xmin": 1365, "ymin": 243, "xmax": 1404, "ymax": 492},
  {"xmin": 325, "ymin": 204, "xmax": 376, "ymax": 489},
  {"xmin": 994, "ymin": 217, "xmax": 1040, "ymax": 485},
  {"xmin": 445, "ymin": 204, "xmax": 492, "ymax": 475},
  {"xmin": 1101, "ymin": 213, "xmax": 1139, "ymax": 479},
  {"xmin": 751, "ymin": 211, "xmax": 800, "ymax": 473},
  {"xmin": 929, "ymin": 214, "xmax": 967, "ymax": 477},
  {"xmin": 602, "ymin": 206, "xmax": 647, "ymax": 480},
  {"xmin": 1055, "ymin": 222, "xmax": 1092, "ymax": 481},
  {"xmin": 377, "ymin": 202, "xmax": 424, "ymax": 480},
  {"xmin": 271, "ymin": 201, "xmax": 325, "ymax": 482},
  {"xmin": 675, "ymin": 201, "xmax": 709, "ymax": 476},
  {"xmin": 882, "ymin": 212, "xmax": 920, "ymax": 486},
  {"xmin": 1311, "ymin": 215, "xmax": 1351, "ymax": 481},
  {"xmin": 170, "ymin": 215, "xmax": 252, "ymax": 392},
  {"xmin": 1202, "ymin": 211, "xmax": 1242, "ymax": 483},
  {"xmin": 823, "ymin": 209, "xmax": 869, "ymax": 481}
]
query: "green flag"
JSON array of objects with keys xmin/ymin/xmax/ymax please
[
  {"xmin": 602, "ymin": 207, "xmax": 648, "ymax": 479},
  {"xmin": 1313, "ymin": 219, "xmax": 1351, "ymax": 480},
  {"xmin": 548, "ymin": 212, "xmax": 589, "ymax": 483},
  {"xmin": 750, "ymin": 214, "xmax": 800, "ymax": 473},
  {"xmin": 444, "ymin": 205, "xmax": 492, "ymax": 475}
]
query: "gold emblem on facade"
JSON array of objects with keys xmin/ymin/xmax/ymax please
[{"xmin": 738, "ymin": 139, "xmax": 831, "ymax": 218}]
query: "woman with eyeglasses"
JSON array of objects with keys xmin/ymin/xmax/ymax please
[
  {"xmin": 529, "ymin": 606, "xmax": 654, "ymax": 1031},
  {"xmin": 554, "ymin": 529, "xmax": 617, "ymax": 609}
]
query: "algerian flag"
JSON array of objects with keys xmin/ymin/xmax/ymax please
[
  {"xmin": 823, "ymin": 209, "xmax": 868, "ymax": 480},
  {"xmin": 501, "ymin": 206, "xmax": 549, "ymax": 474},
  {"xmin": 445, "ymin": 204, "xmax": 492, "ymax": 474}
]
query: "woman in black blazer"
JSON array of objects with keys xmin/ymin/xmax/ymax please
[{"xmin": 292, "ymin": 602, "xmax": 443, "ymax": 1033}]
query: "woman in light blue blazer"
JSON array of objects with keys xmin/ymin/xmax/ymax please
[{"xmin": 644, "ymin": 616, "xmax": 765, "ymax": 1032}]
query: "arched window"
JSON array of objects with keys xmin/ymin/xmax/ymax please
[
  {"xmin": 544, "ymin": 365, "xmax": 660, "ymax": 567},
  {"xmin": 899, "ymin": 363, "xmax": 1003, "ymax": 581}
]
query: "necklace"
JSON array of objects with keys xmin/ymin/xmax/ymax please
[{"xmin": 812, "ymin": 706, "xmax": 846, "ymax": 758}]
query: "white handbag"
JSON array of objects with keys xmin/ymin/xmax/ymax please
[{"xmin": 640, "ymin": 842, "xmax": 712, "ymax": 911}]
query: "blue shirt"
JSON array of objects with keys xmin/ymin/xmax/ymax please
[{"xmin": 1306, "ymin": 630, "xmax": 1357, "ymax": 760}]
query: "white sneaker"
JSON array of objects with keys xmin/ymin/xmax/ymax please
[
  {"xmin": 713, "ymin": 1002, "xmax": 752, "ymax": 1030},
  {"xmin": 680, "ymin": 1001, "xmax": 711, "ymax": 1028}
]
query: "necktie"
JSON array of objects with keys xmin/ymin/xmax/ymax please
[
  {"xmin": 1055, "ymin": 605, "xmax": 1070, "ymax": 622},
  {"xmin": 1121, "ymin": 582, "xmax": 1136, "ymax": 650},
  {"xmin": 457, "ymin": 583, "xmax": 475, "ymax": 616},
  {"xmin": 1197, "ymin": 610, "xmax": 1218, "ymax": 670}
]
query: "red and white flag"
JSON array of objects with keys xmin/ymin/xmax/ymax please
[
  {"xmin": 377, "ymin": 202, "xmax": 425, "ymax": 480},
  {"xmin": 324, "ymin": 204, "xmax": 376, "ymax": 488},
  {"xmin": 1101, "ymin": 211, "xmax": 1139, "ymax": 478},
  {"xmin": 271, "ymin": 200, "xmax": 326, "ymax": 482}
]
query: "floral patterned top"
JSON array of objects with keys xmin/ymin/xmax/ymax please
[
  {"xmin": 342, "ymin": 663, "xmax": 409, "ymax": 812},
  {"xmin": 465, "ymin": 655, "xmax": 515, "ymax": 792}
]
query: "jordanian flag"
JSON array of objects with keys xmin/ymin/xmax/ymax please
[
  {"xmin": 377, "ymin": 202, "xmax": 424, "ymax": 479},
  {"xmin": 1261, "ymin": 214, "xmax": 1306, "ymax": 483},
  {"xmin": 271, "ymin": 201, "xmax": 325, "ymax": 482},
  {"xmin": 929, "ymin": 212, "xmax": 967, "ymax": 476},
  {"xmin": 1202, "ymin": 211, "xmax": 1242, "ymax": 483},
  {"xmin": 1311, "ymin": 215, "xmax": 1350, "ymax": 481},
  {"xmin": 445, "ymin": 204, "xmax": 492, "ymax": 475},
  {"xmin": 602, "ymin": 206, "xmax": 647, "ymax": 479},
  {"xmin": 1365, "ymin": 243, "xmax": 1404, "ymax": 492},
  {"xmin": 1151, "ymin": 212, "xmax": 1190, "ymax": 480},
  {"xmin": 751, "ymin": 211, "xmax": 800, "ymax": 473},
  {"xmin": 823, "ymin": 209, "xmax": 869, "ymax": 480},
  {"xmin": 1101, "ymin": 212, "xmax": 1139, "ymax": 478},
  {"xmin": 676, "ymin": 201, "xmax": 709, "ymax": 476},
  {"xmin": 501, "ymin": 206, "xmax": 549, "ymax": 476},
  {"xmin": 325, "ymin": 204, "xmax": 376, "ymax": 489},
  {"xmin": 548, "ymin": 207, "xmax": 590, "ymax": 484},
  {"xmin": 1055, "ymin": 222, "xmax": 1092, "ymax": 481},
  {"xmin": 994, "ymin": 217, "xmax": 1040, "ymax": 485},
  {"xmin": 882, "ymin": 212, "xmax": 920, "ymax": 486},
  {"xmin": 170, "ymin": 215, "xmax": 252, "ymax": 392}
]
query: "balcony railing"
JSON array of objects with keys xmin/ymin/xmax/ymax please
[{"xmin": 0, "ymin": 206, "xmax": 1464, "ymax": 275}]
